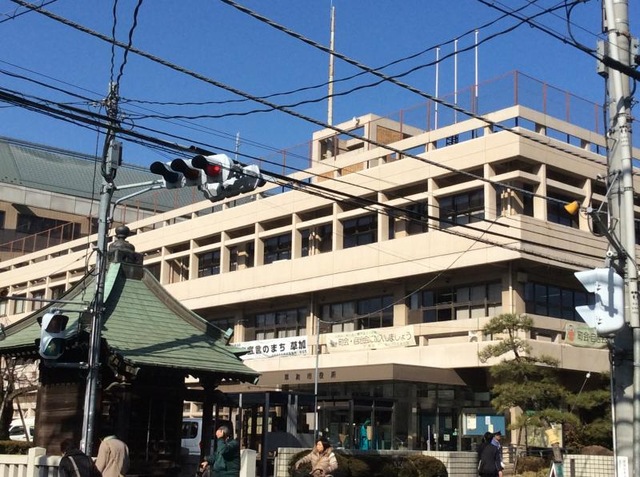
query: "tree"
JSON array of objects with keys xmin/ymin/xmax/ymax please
[
  {"xmin": 479, "ymin": 313, "xmax": 611, "ymax": 456},
  {"xmin": 0, "ymin": 357, "xmax": 38, "ymax": 440}
]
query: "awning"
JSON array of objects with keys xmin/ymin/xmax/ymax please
[{"xmin": 253, "ymin": 363, "xmax": 466, "ymax": 388}]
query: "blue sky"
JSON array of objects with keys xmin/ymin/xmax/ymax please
[{"xmin": 0, "ymin": 0, "xmax": 635, "ymax": 175}]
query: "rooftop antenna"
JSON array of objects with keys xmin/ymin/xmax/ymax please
[
  {"xmin": 235, "ymin": 132, "xmax": 240, "ymax": 161},
  {"xmin": 454, "ymin": 38, "xmax": 458, "ymax": 124},
  {"xmin": 327, "ymin": 2, "xmax": 336, "ymax": 126},
  {"xmin": 474, "ymin": 29, "xmax": 479, "ymax": 112},
  {"xmin": 434, "ymin": 47, "xmax": 440, "ymax": 129}
]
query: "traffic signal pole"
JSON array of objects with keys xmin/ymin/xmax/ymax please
[
  {"xmin": 80, "ymin": 83, "xmax": 120, "ymax": 456},
  {"xmin": 601, "ymin": 1, "xmax": 639, "ymax": 475}
]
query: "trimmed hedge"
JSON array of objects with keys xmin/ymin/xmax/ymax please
[
  {"xmin": 288, "ymin": 450, "xmax": 447, "ymax": 477},
  {"xmin": 515, "ymin": 456, "xmax": 547, "ymax": 474},
  {"xmin": 0, "ymin": 440, "xmax": 34, "ymax": 454}
]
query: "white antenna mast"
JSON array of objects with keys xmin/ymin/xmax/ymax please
[
  {"xmin": 454, "ymin": 38, "xmax": 458, "ymax": 123},
  {"xmin": 327, "ymin": 3, "xmax": 336, "ymax": 126},
  {"xmin": 435, "ymin": 47, "xmax": 440, "ymax": 129},
  {"xmin": 474, "ymin": 30, "xmax": 479, "ymax": 111}
]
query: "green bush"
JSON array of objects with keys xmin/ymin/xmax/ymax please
[
  {"xmin": 398, "ymin": 460, "xmax": 419, "ymax": 477},
  {"xmin": 407, "ymin": 455, "xmax": 448, "ymax": 477},
  {"xmin": 346, "ymin": 455, "xmax": 369, "ymax": 477},
  {"xmin": 0, "ymin": 440, "xmax": 33, "ymax": 454},
  {"xmin": 288, "ymin": 452, "xmax": 447, "ymax": 477},
  {"xmin": 516, "ymin": 456, "xmax": 547, "ymax": 474}
]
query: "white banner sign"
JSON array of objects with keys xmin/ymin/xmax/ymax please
[
  {"xmin": 233, "ymin": 336, "xmax": 309, "ymax": 360},
  {"xmin": 325, "ymin": 325, "xmax": 416, "ymax": 353}
]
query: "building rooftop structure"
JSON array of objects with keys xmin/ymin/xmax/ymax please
[
  {"xmin": 0, "ymin": 71, "xmax": 637, "ymax": 458},
  {"xmin": 0, "ymin": 136, "xmax": 203, "ymax": 259}
]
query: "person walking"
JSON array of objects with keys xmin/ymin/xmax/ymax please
[
  {"xmin": 96, "ymin": 432, "xmax": 130, "ymax": 477},
  {"xmin": 201, "ymin": 425, "xmax": 240, "ymax": 477},
  {"xmin": 294, "ymin": 436, "xmax": 338, "ymax": 477},
  {"xmin": 491, "ymin": 430, "xmax": 505, "ymax": 475},
  {"xmin": 477, "ymin": 432, "xmax": 501, "ymax": 477},
  {"xmin": 58, "ymin": 439, "xmax": 98, "ymax": 477},
  {"xmin": 476, "ymin": 431, "xmax": 494, "ymax": 459}
]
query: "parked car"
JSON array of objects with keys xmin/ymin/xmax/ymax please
[{"xmin": 9, "ymin": 418, "xmax": 34, "ymax": 441}]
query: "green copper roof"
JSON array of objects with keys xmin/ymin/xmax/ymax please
[
  {"xmin": 0, "ymin": 136, "xmax": 199, "ymax": 210},
  {"xmin": 0, "ymin": 263, "xmax": 258, "ymax": 383}
]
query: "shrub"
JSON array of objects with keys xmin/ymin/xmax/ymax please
[
  {"xmin": 287, "ymin": 452, "xmax": 447, "ymax": 477},
  {"xmin": 516, "ymin": 456, "xmax": 547, "ymax": 474},
  {"xmin": 407, "ymin": 455, "xmax": 448, "ymax": 477},
  {"xmin": 580, "ymin": 445, "xmax": 613, "ymax": 456},
  {"xmin": 346, "ymin": 456, "xmax": 370, "ymax": 477},
  {"xmin": 519, "ymin": 471, "xmax": 549, "ymax": 477},
  {"xmin": 0, "ymin": 440, "xmax": 33, "ymax": 454}
]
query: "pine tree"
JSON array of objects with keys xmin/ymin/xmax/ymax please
[{"xmin": 479, "ymin": 313, "xmax": 612, "ymax": 454}]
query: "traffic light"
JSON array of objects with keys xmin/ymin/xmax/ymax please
[
  {"xmin": 149, "ymin": 161, "xmax": 184, "ymax": 189},
  {"xmin": 192, "ymin": 153, "xmax": 232, "ymax": 202},
  {"xmin": 38, "ymin": 311, "xmax": 69, "ymax": 359},
  {"xmin": 223, "ymin": 164, "xmax": 267, "ymax": 197},
  {"xmin": 574, "ymin": 267, "xmax": 625, "ymax": 336},
  {"xmin": 170, "ymin": 158, "xmax": 203, "ymax": 187},
  {"xmin": 151, "ymin": 153, "xmax": 265, "ymax": 202}
]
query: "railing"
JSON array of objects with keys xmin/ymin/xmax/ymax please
[
  {"xmin": 0, "ymin": 223, "xmax": 87, "ymax": 258},
  {"xmin": 0, "ymin": 447, "xmax": 58, "ymax": 477}
]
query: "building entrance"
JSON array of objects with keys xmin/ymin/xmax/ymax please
[{"xmin": 318, "ymin": 398, "xmax": 394, "ymax": 450}]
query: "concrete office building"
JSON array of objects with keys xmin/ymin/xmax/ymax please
[{"xmin": 0, "ymin": 72, "xmax": 636, "ymax": 452}]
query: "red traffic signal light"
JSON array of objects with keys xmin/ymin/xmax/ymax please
[{"xmin": 192, "ymin": 154, "xmax": 233, "ymax": 202}]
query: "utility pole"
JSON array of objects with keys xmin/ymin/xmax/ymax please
[
  {"xmin": 601, "ymin": 1, "xmax": 638, "ymax": 476},
  {"xmin": 80, "ymin": 83, "xmax": 121, "ymax": 455}
]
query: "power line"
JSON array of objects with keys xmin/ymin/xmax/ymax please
[
  {"xmin": 1, "ymin": 2, "xmax": 616, "ymax": 265},
  {"xmin": 477, "ymin": 0, "xmax": 640, "ymax": 81},
  {"xmin": 10, "ymin": 0, "xmax": 609, "ymax": 208},
  {"xmin": 2, "ymin": 2, "xmax": 617, "ymax": 260},
  {"xmin": 118, "ymin": 0, "xmax": 534, "ymax": 110},
  {"xmin": 127, "ymin": 1, "xmax": 575, "ymax": 121},
  {"xmin": 0, "ymin": 85, "xmax": 606, "ymax": 269},
  {"xmin": 0, "ymin": 0, "xmax": 57, "ymax": 24}
]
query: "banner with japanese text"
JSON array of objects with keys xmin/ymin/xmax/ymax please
[
  {"xmin": 233, "ymin": 336, "xmax": 309, "ymax": 360},
  {"xmin": 325, "ymin": 325, "xmax": 416, "ymax": 353},
  {"xmin": 563, "ymin": 323, "xmax": 607, "ymax": 349}
]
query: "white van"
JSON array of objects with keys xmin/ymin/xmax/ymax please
[
  {"xmin": 9, "ymin": 417, "xmax": 34, "ymax": 442},
  {"xmin": 181, "ymin": 418, "xmax": 233, "ymax": 456}
]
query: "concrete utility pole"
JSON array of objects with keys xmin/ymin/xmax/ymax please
[
  {"xmin": 601, "ymin": 1, "xmax": 638, "ymax": 476},
  {"xmin": 80, "ymin": 83, "xmax": 121, "ymax": 455}
]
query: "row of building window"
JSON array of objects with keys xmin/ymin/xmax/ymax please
[
  {"xmin": 204, "ymin": 281, "xmax": 588, "ymax": 340},
  {"xmin": 182, "ymin": 187, "xmax": 596, "ymax": 281},
  {"xmin": 0, "ymin": 277, "xmax": 591, "ymax": 336}
]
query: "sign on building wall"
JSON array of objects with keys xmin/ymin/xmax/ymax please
[
  {"xmin": 325, "ymin": 325, "xmax": 416, "ymax": 353},
  {"xmin": 462, "ymin": 414, "xmax": 505, "ymax": 436},
  {"xmin": 233, "ymin": 336, "xmax": 309, "ymax": 360},
  {"xmin": 563, "ymin": 323, "xmax": 607, "ymax": 349}
]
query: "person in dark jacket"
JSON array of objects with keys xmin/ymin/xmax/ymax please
[
  {"xmin": 476, "ymin": 431, "xmax": 494, "ymax": 459},
  {"xmin": 58, "ymin": 439, "xmax": 98, "ymax": 477},
  {"xmin": 478, "ymin": 433, "xmax": 502, "ymax": 477},
  {"xmin": 202, "ymin": 425, "xmax": 240, "ymax": 477}
]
